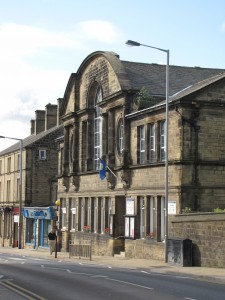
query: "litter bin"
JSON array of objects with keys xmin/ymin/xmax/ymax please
[{"xmin": 168, "ymin": 238, "xmax": 192, "ymax": 266}]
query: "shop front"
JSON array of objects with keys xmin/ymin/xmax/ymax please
[{"xmin": 23, "ymin": 207, "xmax": 55, "ymax": 249}]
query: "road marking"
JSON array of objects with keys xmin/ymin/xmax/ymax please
[
  {"xmin": 105, "ymin": 278, "xmax": 154, "ymax": 290},
  {"xmin": 0, "ymin": 275, "xmax": 4, "ymax": 279},
  {"xmin": 0, "ymin": 280, "xmax": 46, "ymax": 300},
  {"xmin": 184, "ymin": 298, "xmax": 197, "ymax": 300},
  {"xmin": 91, "ymin": 275, "xmax": 108, "ymax": 278},
  {"xmin": 141, "ymin": 270, "xmax": 191, "ymax": 279}
]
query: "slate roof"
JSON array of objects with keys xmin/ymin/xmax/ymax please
[
  {"xmin": 121, "ymin": 60, "xmax": 225, "ymax": 97},
  {"xmin": 0, "ymin": 124, "xmax": 63, "ymax": 156}
]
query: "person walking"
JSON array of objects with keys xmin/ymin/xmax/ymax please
[{"xmin": 48, "ymin": 229, "xmax": 56, "ymax": 255}]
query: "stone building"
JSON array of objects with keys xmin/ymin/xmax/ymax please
[
  {"xmin": 0, "ymin": 102, "xmax": 63, "ymax": 249},
  {"xmin": 56, "ymin": 50, "xmax": 225, "ymax": 257}
]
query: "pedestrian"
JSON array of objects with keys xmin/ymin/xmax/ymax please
[{"xmin": 48, "ymin": 229, "xmax": 56, "ymax": 255}]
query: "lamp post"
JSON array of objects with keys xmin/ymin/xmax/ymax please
[
  {"xmin": 125, "ymin": 40, "xmax": 169, "ymax": 262},
  {"xmin": 0, "ymin": 136, "xmax": 23, "ymax": 249}
]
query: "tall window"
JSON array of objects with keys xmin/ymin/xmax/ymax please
[
  {"xmin": 7, "ymin": 157, "xmax": 11, "ymax": 173},
  {"xmin": 149, "ymin": 123, "xmax": 156, "ymax": 162},
  {"xmin": 140, "ymin": 197, "xmax": 145, "ymax": 238},
  {"xmin": 17, "ymin": 154, "xmax": 20, "ymax": 171},
  {"xmin": 69, "ymin": 133, "xmax": 74, "ymax": 172},
  {"xmin": 139, "ymin": 126, "xmax": 145, "ymax": 164},
  {"xmin": 0, "ymin": 181, "xmax": 1, "ymax": 202},
  {"xmin": 16, "ymin": 178, "xmax": 20, "ymax": 202},
  {"xmin": 6, "ymin": 180, "xmax": 11, "ymax": 202},
  {"xmin": 0, "ymin": 160, "xmax": 2, "ymax": 174},
  {"xmin": 94, "ymin": 86, "xmax": 102, "ymax": 170},
  {"xmin": 61, "ymin": 199, "xmax": 67, "ymax": 229},
  {"xmin": 60, "ymin": 147, "xmax": 64, "ymax": 174},
  {"xmin": 70, "ymin": 198, "xmax": 76, "ymax": 230},
  {"xmin": 117, "ymin": 118, "xmax": 124, "ymax": 154},
  {"xmin": 160, "ymin": 121, "xmax": 166, "ymax": 161}
]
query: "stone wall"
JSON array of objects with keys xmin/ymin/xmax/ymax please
[
  {"xmin": 125, "ymin": 239, "xmax": 164, "ymax": 261},
  {"xmin": 170, "ymin": 213, "xmax": 225, "ymax": 267},
  {"xmin": 70, "ymin": 232, "xmax": 124, "ymax": 256}
]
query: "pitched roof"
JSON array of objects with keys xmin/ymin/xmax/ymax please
[
  {"xmin": 121, "ymin": 61, "xmax": 225, "ymax": 97},
  {"xmin": 170, "ymin": 72, "xmax": 225, "ymax": 101},
  {"xmin": 0, "ymin": 124, "xmax": 63, "ymax": 156}
]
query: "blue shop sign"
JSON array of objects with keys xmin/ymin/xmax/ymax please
[{"xmin": 23, "ymin": 207, "xmax": 53, "ymax": 220}]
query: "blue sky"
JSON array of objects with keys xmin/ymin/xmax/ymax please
[{"xmin": 0, "ymin": 0, "xmax": 225, "ymax": 150}]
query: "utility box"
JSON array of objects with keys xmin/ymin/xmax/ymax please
[{"xmin": 168, "ymin": 238, "xmax": 192, "ymax": 267}]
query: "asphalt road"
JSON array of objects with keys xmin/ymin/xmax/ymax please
[{"xmin": 0, "ymin": 253, "xmax": 225, "ymax": 300}]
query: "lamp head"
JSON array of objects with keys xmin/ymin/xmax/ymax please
[{"xmin": 125, "ymin": 40, "xmax": 141, "ymax": 47}]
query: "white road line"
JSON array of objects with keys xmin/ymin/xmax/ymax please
[
  {"xmin": 184, "ymin": 298, "xmax": 197, "ymax": 300},
  {"xmin": 141, "ymin": 270, "xmax": 191, "ymax": 279},
  {"xmin": 105, "ymin": 278, "xmax": 154, "ymax": 290}
]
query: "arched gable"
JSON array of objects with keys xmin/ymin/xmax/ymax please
[
  {"xmin": 77, "ymin": 51, "xmax": 132, "ymax": 111},
  {"xmin": 60, "ymin": 73, "xmax": 76, "ymax": 117}
]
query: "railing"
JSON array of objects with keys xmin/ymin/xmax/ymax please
[{"xmin": 69, "ymin": 240, "xmax": 92, "ymax": 261}]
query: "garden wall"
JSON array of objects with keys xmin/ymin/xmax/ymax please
[{"xmin": 170, "ymin": 212, "xmax": 225, "ymax": 267}]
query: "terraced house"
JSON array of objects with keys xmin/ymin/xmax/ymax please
[
  {"xmin": 56, "ymin": 51, "xmax": 225, "ymax": 258},
  {"xmin": 0, "ymin": 103, "xmax": 63, "ymax": 249}
]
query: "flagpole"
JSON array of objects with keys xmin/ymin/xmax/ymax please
[{"xmin": 107, "ymin": 166, "xmax": 117, "ymax": 178}]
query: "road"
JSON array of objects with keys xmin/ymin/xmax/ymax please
[{"xmin": 0, "ymin": 252, "xmax": 225, "ymax": 300}]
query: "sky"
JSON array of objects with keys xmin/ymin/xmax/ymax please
[{"xmin": 0, "ymin": 0, "xmax": 225, "ymax": 151}]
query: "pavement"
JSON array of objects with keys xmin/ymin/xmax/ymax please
[{"xmin": 1, "ymin": 247, "xmax": 225, "ymax": 285}]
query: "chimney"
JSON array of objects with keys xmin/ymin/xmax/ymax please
[
  {"xmin": 30, "ymin": 119, "xmax": 35, "ymax": 134},
  {"xmin": 45, "ymin": 103, "xmax": 57, "ymax": 130},
  {"xmin": 35, "ymin": 110, "xmax": 45, "ymax": 134}
]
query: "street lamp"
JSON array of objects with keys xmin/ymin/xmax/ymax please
[
  {"xmin": 0, "ymin": 136, "xmax": 23, "ymax": 249},
  {"xmin": 125, "ymin": 40, "xmax": 169, "ymax": 263}
]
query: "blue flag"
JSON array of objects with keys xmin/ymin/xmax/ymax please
[{"xmin": 99, "ymin": 158, "xmax": 107, "ymax": 180}]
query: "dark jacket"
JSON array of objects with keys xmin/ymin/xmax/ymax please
[{"xmin": 48, "ymin": 232, "xmax": 56, "ymax": 240}]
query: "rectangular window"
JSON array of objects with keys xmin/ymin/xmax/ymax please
[
  {"xmin": 60, "ymin": 147, "xmax": 64, "ymax": 174},
  {"xmin": 7, "ymin": 157, "xmax": 11, "ymax": 173},
  {"xmin": 140, "ymin": 196, "xmax": 145, "ymax": 239},
  {"xmin": 70, "ymin": 198, "xmax": 76, "ymax": 230},
  {"xmin": 94, "ymin": 117, "xmax": 102, "ymax": 170},
  {"xmin": 61, "ymin": 199, "xmax": 67, "ymax": 229},
  {"xmin": 100, "ymin": 198, "xmax": 105, "ymax": 234},
  {"xmin": 139, "ymin": 126, "xmax": 145, "ymax": 164},
  {"xmin": 160, "ymin": 121, "xmax": 166, "ymax": 161},
  {"xmin": 94, "ymin": 198, "xmax": 98, "ymax": 233},
  {"xmin": 39, "ymin": 150, "xmax": 46, "ymax": 160},
  {"xmin": 0, "ymin": 182, "xmax": 1, "ymax": 202},
  {"xmin": 146, "ymin": 196, "xmax": 155, "ymax": 239},
  {"xmin": 17, "ymin": 154, "xmax": 20, "ymax": 171},
  {"xmin": 26, "ymin": 219, "xmax": 35, "ymax": 243},
  {"xmin": 6, "ymin": 180, "xmax": 10, "ymax": 202},
  {"xmin": 149, "ymin": 123, "xmax": 156, "ymax": 162},
  {"xmin": 16, "ymin": 178, "xmax": 20, "ymax": 202},
  {"xmin": 0, "ymin": 160, "xmax": 2, "ymax": 174}
]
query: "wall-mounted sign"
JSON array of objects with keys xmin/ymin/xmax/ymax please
[
  {"xmin": 168, "ymin": 201, "xmax": 176, "ymax": 215},
  {"xmin": 23, "ymin": 207, "xmax": 53, "ymax": 219}
]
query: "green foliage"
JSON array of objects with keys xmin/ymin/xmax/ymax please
[
  {"xmin": 134, "ymin": 87, "xmax": 156, "ymax": 110},
  {"xmin": 213, "ymin": 207, "xmax": 225, "ymax": 213},
  {"xmin": 182, "ymin": 207, "xmax": 192, "ymax": 214}
]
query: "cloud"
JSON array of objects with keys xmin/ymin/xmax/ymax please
[
  {"xmin": 78, "ymin": 20, "xmax": 121, "ymax": 43},
  {"xmin": 0, "ymin": 20, "xmax": 121, "ymax": 151}
]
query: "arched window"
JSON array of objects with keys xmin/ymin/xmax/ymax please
[{"xmin": 94, "ymin": 86, "xmax": 102, "ymax": 170}]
